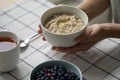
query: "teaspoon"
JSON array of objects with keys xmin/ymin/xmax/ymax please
[{"xmin": 20, "ymin": 33, "xmax": 42, "ymax": 48}]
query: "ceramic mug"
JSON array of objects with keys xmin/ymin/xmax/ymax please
[{"xmin": 0, "ymin": 31, "xmax": 20, "ymax": 72}]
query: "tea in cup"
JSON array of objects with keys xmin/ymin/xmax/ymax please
[{"xmin": 0, "ymin": 31, "xmax": 20, "ymax": 72}]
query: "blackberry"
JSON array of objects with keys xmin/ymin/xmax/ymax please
[{"xmin": 32, "ymin": 65, "xmax": 80, "ymax": 80}]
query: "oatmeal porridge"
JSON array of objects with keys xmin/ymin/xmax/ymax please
[{"xmin": 45, "ymin": 14, "xmax": 84, "ymax": 34}]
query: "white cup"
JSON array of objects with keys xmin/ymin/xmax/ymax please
[
  {"xmin": 0, "ymin": 31, "xmax": 20, "ymax": 72},
  {"xmin": 41, "ymin": 5, "xmax": 88, "ymax": 47}
]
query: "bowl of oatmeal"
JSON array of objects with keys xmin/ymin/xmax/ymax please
[{"xmin": 41, "ymin": 5, "xmax": 88, "ymax": 47}]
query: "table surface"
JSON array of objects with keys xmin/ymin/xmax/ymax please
[{"xmin": 0, "ymin": 0, "xmax": 120, "ymax": 80}]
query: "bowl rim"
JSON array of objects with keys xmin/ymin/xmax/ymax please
[
  {"xmin": 41, "ymin": 5, "xmax": 88, "ymax": 36},
  {"xmin": 0, "ymin": 31, "xmax": 20, "ymax": 53},
  {"xmin": 30, "ymin": 60, "xmax": 82, "ymax": 80}
]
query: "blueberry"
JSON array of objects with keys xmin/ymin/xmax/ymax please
[
  {"xmin": 60, "ymin": 76, "xmax": 65, "ymax": 80},
  {"xmin": 68, "ymin": 76, "xmax": 71, "ymax": 80},
  {"xmin": 53, "ymin": 65, "xmax": 58, "ymax": 70},
  {"xmin": 45, "ymin": 77, "xmax": 49, "ymax": 80},
  {"xmin": 50, "ymin": 68, "xmax": 54, "ymax": 73},
  {"xmin": 40, "ymin": 76, "xmax": 44, "ymax": 80},
  {"xmin": 58, "ymin": 65, "xmax": 63, "ymax": 69},
  {"xmin": 33, "ymin": 65, "xmax": 80, "ymax": 80},
  {"xmin": 43, "ymin": 68, "xmax": 48, "ymax": 73},
  {"xmin": 48, "ymin": 69, "xmax": 51, "ymax": 73},
  {"xmin": 50, "ymin": 76, "xmax": 55, "ymax": 80},
  {"xmin": 44, "ymin": 74, "xmax": 48, "ymax": 77}
]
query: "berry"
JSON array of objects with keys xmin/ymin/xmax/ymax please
[{"xmin": 33, "ymin": 65, "xmax": 80, "ymax": 80}]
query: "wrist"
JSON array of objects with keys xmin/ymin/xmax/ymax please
[
  {"xmin": 101, "ymin": 23, "xmax": 120, "ymax": 38},
  {"xmin": 100, "ymin": 23, "xmax": 112, "ymax": 38}
]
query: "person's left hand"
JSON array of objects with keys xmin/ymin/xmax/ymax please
[
  {"xmin": 38, "ymin": 24, "xmax": 46, "ymax": 41},
  {"xmin": 51, "ymin": 24, "xmax": 109, "ymax": 53},
  {"xmin": 38, "ymin": 24, "xmax": 42, "ymax": 34}
]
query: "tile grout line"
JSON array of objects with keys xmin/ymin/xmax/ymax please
[
  {"xmin": 5, "ymin": 13, "xmax": 38, "ymax": 33},
  {"xmin": 75, "ymin": 53, "xmax": 120, "ymax": 80},
  {"xmin": 109, "ymin": 38, "xmax": 120, "ymax": 46},
  {"xmin": 94, "ymin": 46, "xmax": 120, "ymax": 63}
]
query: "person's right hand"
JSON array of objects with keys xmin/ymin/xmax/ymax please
[{"xmin": 51, "ymin": 23, "xmax": 110, "ymax": 53}]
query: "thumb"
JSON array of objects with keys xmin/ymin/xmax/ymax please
[
  {"xmin": 38, "ymin": 24, "xmax": 42, "ymax": 34},
  {"xmin": 75, "ymin": 34, "xmax": 88, "ymax": 43},
  {"xmin": 75, "ymin": 28, "xmax": 92, "ymax": 43}
]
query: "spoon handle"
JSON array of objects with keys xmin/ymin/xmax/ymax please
[
  {"xmin": 24, "ymin": 33, "xmax": 41, "ymax": 44},
  {"xmin": 28, "ymin": 33, "xmax": 39, "ymax": 40}
]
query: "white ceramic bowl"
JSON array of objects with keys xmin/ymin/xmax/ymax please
[
  {"xmin": 30, "ymin": 60, "xmax": 82, "ymax": 80},
  {"xmin": 41, "ymin": 5, "xmax": 88, "ymax": 47}
]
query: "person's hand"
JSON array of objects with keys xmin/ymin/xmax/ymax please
[
  {"xmin": 38, "ymin": 24, "xmax": 42, "ymax": 34},
  {"xmin": 38, "ymin": 24, "xmax": 46, "ymax": 41},
  {"xmin": 51, "ymin": 24, "xmax": 109, "ymax": 53}
]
